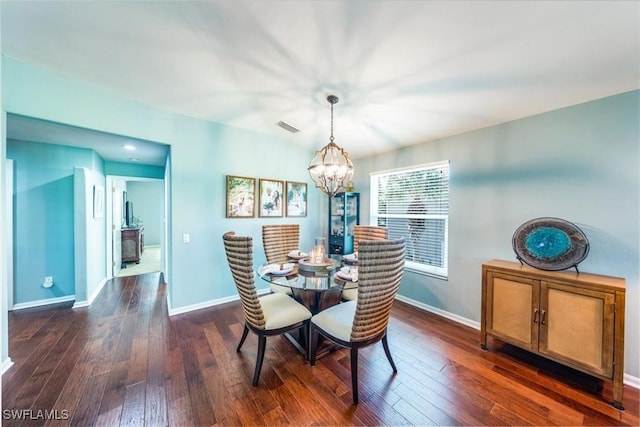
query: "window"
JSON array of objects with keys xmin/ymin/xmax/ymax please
[{"xmin": 370, "ymin": 161, "xmax": 450, "ymax": 278}]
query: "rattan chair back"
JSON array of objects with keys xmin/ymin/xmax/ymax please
[
  {"xmin": 262, "ymin": 224, "xmax": 300, "ymax": 264},
  {"xmin": 353, "ymin": 225, "xmax": 388, "ymax": 253},
  {"xmin": 351, "ymin": 238, "xmax": 405, "ymax": 342},
  {"xmin": 222, "ymin": 231, "xmax": 265, "ymax": 330}
]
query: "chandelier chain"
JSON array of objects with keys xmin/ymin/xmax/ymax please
[{"xmin": 330, "ymin": 100, "xmax": 334, "ymax": 143}]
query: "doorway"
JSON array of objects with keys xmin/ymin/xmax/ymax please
[{"xmin": 106, "ymin": 176, "xmax": 166, "ymax": 280}]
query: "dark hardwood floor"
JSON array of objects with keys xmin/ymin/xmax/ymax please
[{"xmin": 2, "ymin": 272, "xmax": 638, "ymax": 426}]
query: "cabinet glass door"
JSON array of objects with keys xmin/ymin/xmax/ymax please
[{"xmin": 328, "ymin": 192, "xmax": 359, "ymax": 254}]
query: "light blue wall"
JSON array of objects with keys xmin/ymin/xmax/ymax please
[
  {"xmin": 7, "ymin": 139, "xmax": 103, "ymax": 303},
  {"xmin": 127, "ymin": 180, "xmax": 163, "ymax": 246},
  {"xmin": 1, "ymin": 56, "xmax": 322, "ymax": 314},
  {"xmin": 354, "ymin": 90, "xmax": 639, "ymax": 378},
  {"xmin": 164, "ymin": 113, "xmax": 322, "ymax": 310}
]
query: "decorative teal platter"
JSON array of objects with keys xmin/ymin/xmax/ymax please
[{"xmin": 512, "ymin": 217, "xmax": 589, "ymax": 272}]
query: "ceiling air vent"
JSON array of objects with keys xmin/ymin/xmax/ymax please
[{"xmin": 276, "ymin": 121, "xmax": 300, "ymax": 133}]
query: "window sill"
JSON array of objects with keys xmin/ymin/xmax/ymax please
[{"xmin": 404, "ymin": 264, "xmax": 448, "ymax": 281}]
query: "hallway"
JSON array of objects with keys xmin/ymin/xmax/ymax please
[{"xmin": 117, "ymin": 246, "xmax": 161, "ymax": 278}]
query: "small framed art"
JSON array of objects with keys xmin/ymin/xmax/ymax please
[
  {"xmin": 226, "ymin": 175, "xmax": 256, "ymax": 218},
  {"xmin": 285, "ymin": 181, "xmax": 307, "ymax": 217},
  {"xmin": 259, "ymin": 179, "xmax": 284, "ymax": 217},
  {"xmin": 93, "ymin": 185, "xmax": 104, "ymax": 218}
]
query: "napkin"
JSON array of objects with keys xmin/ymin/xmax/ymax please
[
  {"xmin": 259, "ymin": 263, "xmax": 294, "ymax": 277},
  {"xmin": 339, "ymin": 266, "xmax": 358, "ymax": 282},
  {"xmin": 343, "ymin": 252, "xmax": 358, "ymax": 262}
]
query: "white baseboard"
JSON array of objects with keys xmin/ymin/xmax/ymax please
[
  {"xmin": 11, "ymin": 295, "xmax": 76, "ymax": 311},
  {"xmin": 10, "ymin": 278, "xmax": 107, "ymax": 311},
  {"xmin": 169, "ymin": 294, "xmax": 240, "ymax": 316},
  {"xmin": 395, "ymin": 294, "xmax": 481, "ymax": 330},
  {"xmin": 624, "ymin": 374, "xmax": 640, "ymax": 390},
  {"xmin": 394, "ymin": 294, "xmax": 639, "ymax": 389},
  {"xmin": 167, "ymin": 287, "xmax": 270, "ymax": 317},
  {"xmin": 2, "ymin": 357, "xmax": 14, "ymax": 375},
  {"xmin": 73, "ymin": 277, "xmax": 108, "ymax": 308}
]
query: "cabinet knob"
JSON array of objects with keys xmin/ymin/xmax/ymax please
[
  {"xmin": 533, "ymin": 308, "xmax": 539, "ymax": 323},
  {"xmin": 541, "ymin": 310, "xmax": 546, "ymax": 325}
]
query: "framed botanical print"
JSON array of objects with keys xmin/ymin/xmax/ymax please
[
  {"xmin": 226, "ymin": 175, "xmax": 256, "ymax": 218},
  {"xmin": 285, "ymin": 181, "xmax": 307, "ymax": 217},
  {"xmin": 259, "ymin": 179, "xmax": 284, "ymax": 217}
]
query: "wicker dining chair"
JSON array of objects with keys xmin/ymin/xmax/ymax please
[
  {"xmin": 342, "ymin": 225, "xmax": 389, "ymax": 301},
  {"xmin": 353, "ymin": 225, "xmax": 388, "ymax": 253},
  {"xmin": 262, "ymin": 224, "xmax": 300, "ymax": 294},
  {"xmin": 309, "ymin": 238, "xmax": 405, "ymax": 404},
  {"xmin": 223, "ymin": 231, "xmax": 312, "ymax": 386}
]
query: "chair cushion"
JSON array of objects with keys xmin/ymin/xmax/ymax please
[
  {"xmin": 254, "ymin": 271, "xmax": 293, "ymax": 295},
  {"xmin": 311, "ymin": 300, "xmax": 356, "ymax": 342},
  {"xmin": 269, "ymin": 281, "xmax": 293, "ymax": 295},
  {"xmin": 259, "ymin": 293, "xmax": 311, "ymax": 330},
  {"xmin": 341, "ymin": 287, "xmax": 357, "ymax": 301}
]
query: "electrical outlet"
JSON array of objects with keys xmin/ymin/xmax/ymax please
[
  {"xmin": 183, "ymin": 234, "xmax": 190, "ymax": 243},
  {"xmin": 43, "ymin": 276, "xmax": 54, "ymax": 288}
]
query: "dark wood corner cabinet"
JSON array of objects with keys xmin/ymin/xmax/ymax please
[
  {"xmin": 328, "ymin": 192, "xmax": 360, "ymax": 255},
  {"xmin": 480, "ymin": 259, "xmax": 626, "ymax": 410},
  {"xmin": 121, "ymin": 226, "xmax": 144, "ymax": 265}
]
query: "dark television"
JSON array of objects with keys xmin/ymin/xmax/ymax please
[{"xmin": 125, "ymin": 200, "xmax": 134, "ymax": 227}]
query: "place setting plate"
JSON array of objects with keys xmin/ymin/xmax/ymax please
[
  {"xmin": 287, "ymin": 250, "xmax": 308, "ymax": 260},
  {"xmin": 342, "ymin": 253, "xmax": 358, "ymax": 264},
  {"xmin": 336, "ymin": 266, "xmax": 358, "ymax": 282}
]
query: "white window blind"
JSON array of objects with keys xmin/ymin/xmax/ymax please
[{"xmin": 370, "ymin": 161, "xmax": 450, "ymax": 278}]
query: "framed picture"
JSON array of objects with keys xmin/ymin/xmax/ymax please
[
  {"xmin": 285, "ymin": 181, "xmax": 307, "ymax": 217},
  {"xmin": 93, "ymin": 185, "xmax": 104, "ymax": 218},
  {"xmin": 226, "ymin": 175, "xmax": 256, "ymax": 218},
  {"xmin": 259, "ymin": 179, "xmax": 284, "ymax": 217}
]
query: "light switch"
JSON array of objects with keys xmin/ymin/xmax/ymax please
[{"xmin": 183, "ymin": 234, "xmax": 190, "ymax": 243}]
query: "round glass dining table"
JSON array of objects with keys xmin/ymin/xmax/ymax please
[
  {"xmin": 259, "ymin": 256, "xmax": 357, "ymax": 359},
  {"xmin": 259, "ymin": 256, "xmax": 357, "ymax": 315}
]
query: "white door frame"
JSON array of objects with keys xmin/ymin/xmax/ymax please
[{"xmin": 4, "ymin": 160, "xmax": 13, "ymax": 310}]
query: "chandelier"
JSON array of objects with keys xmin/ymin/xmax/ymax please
[{"xmin": 308, "ymin": 95, "xmax": 354, "ymax": 197}]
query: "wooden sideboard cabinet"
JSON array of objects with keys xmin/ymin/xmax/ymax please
[
  {"xmin": 121, "ymin": 227, "xmax": 144, "ymax": 264},
  {"xmin": 480, "ymin": 259, "xmax": 626, "ymax": 410}
]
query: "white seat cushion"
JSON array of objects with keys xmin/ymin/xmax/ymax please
[
  {"xmin": 311, "ymin": 300, "xmax": 356, "ymax": 342},
  {"xmin": 270, "ymin": 281, "xmax": 293, "ymax": 295},
  {"xmin": 256, "ymin": 272, "xmax": 293, "ymax": 295},
  {"xmin": 341, "ymin": 287, "xmax": 357, "ymax": 301},
  {"xmin": 259, "ymin": 292, "xmax": 311, "ymax": 330}
]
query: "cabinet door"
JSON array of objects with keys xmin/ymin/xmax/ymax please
[
  {"xmin": 538, "ymin": 281, "xmax": 615, "ymax": 378},
  {"xmin": 121, "ymin": 229, "xmax": 141, "ymax": 262},
  {"xmin": 328, "ymin": 193, "xmax": 359, "ymax": 254},
  {"xmin": 485, "ymin": 271, "xmax": 539, "ymax": 351}
]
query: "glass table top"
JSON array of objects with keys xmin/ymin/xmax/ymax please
[{"xmin": 259, "ymin": 257, "xmax": 357, "ymax": 292}]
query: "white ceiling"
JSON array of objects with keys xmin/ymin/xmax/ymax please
[{"xmin": 2, "ymin": 1, "xmax": 639, "ymax": 163}]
